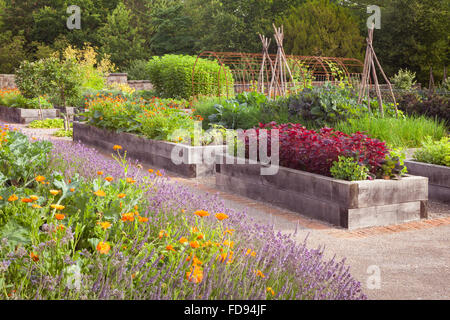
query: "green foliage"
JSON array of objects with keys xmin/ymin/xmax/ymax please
[
  {"xmin": 126, "ymin": 59, "xmax": 152, "ymax": 80},
  {"xmin": 28, "ymin": 118, "xmax": 66, "ymax": 129},
  {"xmin": 280, "ymin": 0, "xmax": 364, "ymax": 59},
  {"xmin": 414, "ymin": 137, "xmax": 450, "ymax": 167},
  {"xmin": 378, "ymin": 148, "xmax": 408, "ymax": 179},
  {"xmin": 334, "ymin": 114, "xmax": 448, "ymax": 148},
  {"xmin": 391, "ymin": 69, "xmax": 417, "ymax": 90},
  {"xmin": 147, "ymin": 54, "xmax": 234, "ymax": 99},
  {"xmin": 0, "ymin": 31, "xmax": 27, "ymax": 74},
  {"xmin": 53, "ymin": 129, "xmax": 73, "ymax": 138},
  {"xmin": 330, "ymin": 156, "xmax": 370, "ymax": 181}
]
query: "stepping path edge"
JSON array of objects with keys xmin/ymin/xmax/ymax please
[
  {"xmin": 73, "ymin": 121, "xmax": 226, "ymax": 178},
  {"xmin": 216, "ymin": 154, "xmax": 429, "ymax": 230}
]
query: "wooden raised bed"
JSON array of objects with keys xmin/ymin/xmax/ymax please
[
  {"xmin": 73, "ymin": 122, "xmax": 226, "ymax": 178},
  {"xmin": 216, "ymin": 154, "xmax": 429, "ymax": 229},
  {"xmin": 0, "ymin": 105, "xmax": 58, "ymax": 124},
  {"xmin": 405, "ymin": 160, "xmax": 450, "ymax": 203}
]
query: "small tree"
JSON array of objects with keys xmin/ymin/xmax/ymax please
[{"xmin": 391, "ymin": 69, "xmax": 417, "ymax": 91}]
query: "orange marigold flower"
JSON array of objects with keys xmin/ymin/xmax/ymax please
[
  {"xmin": 113, "ymin": 145, "xmax": 122, "ymax": 151},
  {"xmin": 49, "ymin": 190, "xmax": 60, "ymax": 196},
  {"xmin": 158, "ymin": 230, "xmax": 168, "ymax": 239},
  {"xmin": 97, "ymin": 171, "xmax": 104, "ymax": 175},
  {"xmin": 245, "ymin": 249, "xmax": 256, "ymax": 257},
  {"xmin": 189, "ymin": 241, "xmax": 200, "ymax": 249},
  {"xmin": 70, "ymin": 188, "xmax": 75, "ymax": 192},
  {"xmin": 32, "ymin": 204, "xmax": 42, "ymax": 209},
  {"xmin": 8, "ymin": 194, "xmax": 18, "ymax": 202},
  {"xmin": 194, "ymin": 210, "xmax": 210, "ymax": 218},
  {"xmin": 35, "ymin": 176, "xmax": 46, "ymax": 182},
  {"xmin": 54, "ymin": 213, "xmax": 65, "ymax": 220},
  {"xmin": 224, "ymin": 229, "xmax": 235, "ymax": 236},
  {"xmin": 192, "ymin": 256, "xmax": 203, "ymax": 266},
  {"xmin": 0, "ymin": 196, "xmax": 3, "ymax": 200},
  {"xmin": 97, "ymin": 241, "xmax": 111, "ymax": 254},
  {"xmin": 197, "ymin": 233, "xmax": 204, "ymax": 240},
  {"xmin": 186, "ymin": 265, "xmax": 203, "ymax": 284},
  {"xmin": 21, "ymin": 198, "xmax": 33, "ymax": 203},
  {"xmin": 94, "ymin": 190, "xmax": 106, "ymax": 197},
  {"xmin": 223, "ymin": 240, "xmax": 234, "ymax": 248},
  {"xmin": 267, "ymin": 287, "xmax": 275, "ymax": 295},
  {"xmin": 148, "ymin": 169, "xmax": 154, "ymax": 174},
  {"xmin": 215, "ymin": 213, "xmax": 229, "ymax": 221},
  {"xmin": 254, "ymin": 270, "xmax": 265, "ymax": 278},
  {"xmin": 100, "ymin": 221, "xmax": 112, "ymax": 230},
  {"xmin": 30, "ymin": 252, "xmax": 39, "ymax": 262},
  {"xmin": 126, "ymin": 177, "xmax": 136, "ymax": 184},
  {"xmin": 191, "ymin": 226, "xmax": 199, "ymax": 233},
  {"xmin": 50, "ymin": 204, "xmax": 65, "ymax": 210},
  {"xmin": 179, "ymin": 237, "xmax": 188, "ymax": 244},
  {"xmin": 117, "ymin": 193, "xmax": 126, "ymax": 199},
  {"xmin": 166, "ymin": 245, "xmax": 176, "ymax": 252},
  {"xmin": 105, "ymin": 177, "xmax": 114, "ymax": 182},
  {"xmin": 29, "ymin": 195, "xmax": 39, "ymax": 201},
  {"xmin": 138, "ymin": 216, "xmax": 148, "ymax": 223},
  {"xmin": 121, "ymin": 212, "xmax": 134, "ymax": 222},
  {"xmin": 156, "ymin": 171, "xmax": 162, "ymax": 177}
]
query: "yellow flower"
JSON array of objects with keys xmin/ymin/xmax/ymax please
[
  {"xmin": 158, "ymin": 230, "xmax": 168, "ymax": 239},
  {"xmin": 50, "ymin": 190, "xmax": 60, "ymax": 196},
  {"xmin": 223, "ymin": 240, "xmax": 234, "ymax": 248},
  {"xmin": 113, "ymin": 145, "xmax": 122, "ymax": 151},
  {"xmin": 254, "ymin": 270, "xmax": 265, "ymax": 278},
  {"xmin": 100, "ymin": 221, "xmax": 112, "ymax": 230},
  {"xmin": 215, "ymin": 213, "xmax": 229, "ymax": 221},
  {"xmin": 138, "ymin": 216, "xmax": 148, "ymax": 223},
  {"xmin": 97, "ymin": 241, "xmax": 111, "ymax": 254},
  {"xmin": 267, "ymin": 287, "xmax": 275, "ymax": 295},
  {"xmin": 8, "ymin": 194, "xmax": 18, "ymax": 202},
  {"xmin": 179, "ymin": 237, "xmax": 188, "ymax": 244},
  {"xmin": 50, "ymin": 204, "xmax": 65, "ymax": 210},
  {"xmin": 70, "ymin": 188, "xmax": 75, "ymax": 192},
  {"xmin": 224, "ymin": 229, "xmax": 235, "ymax": 236},
  {"xmin": 121, "ymin": 212, "xmax": 134, "ymax": 222},
  {"xmin": 29, "ymin": 195, "xmax": 39, "ymax": 201},
  {"xmin": 245, "ymin": 249, "xmax": 256, "ymax": 257},
  {"xmin": 35, "ymin": 176, "xmax": 46, "ymax": 182},
  {"xmin": 32, "ymin": 204, "xmax": 42, "ymax": 209},
  {"xmin": 148, "ymin": 169, "xmax": 154, "ymax": 174},
  {"xmin": 126, "ymin": 177, "xmax": 136, "ymax": 184},
  {"xmin": 105, "ymin": 177, "xmax": 114, "ymax": 182},
  {"xmin": 0, "ymin": 196, "xmax": 3, "ymax": 200},
  {"xmin": 117, "ymin": 193, "xmax": 126, "ymax": 199},
  {"xmin": 94, "ymin": 190, "xmax": 106, "ymax": 197},
  {"xmin": 194, "ymin": 210, "xmax": 210, "ymax": 218}
]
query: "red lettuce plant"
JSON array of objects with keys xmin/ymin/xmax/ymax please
[{"xmin": 246, "ymin": 122, "xmax": 389, "ymax": 177}]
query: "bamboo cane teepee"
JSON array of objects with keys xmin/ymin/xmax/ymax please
[
  {"xmin": 358, "ymin": 26, "xmax": 398, "ymax": 117},
  {"xmin": 268, "ymin": 24, "xmax": 296, "ymax": 98},
  {"xmin": 258, "ymin": 34, "xmax": 273, "ymax": 95}
]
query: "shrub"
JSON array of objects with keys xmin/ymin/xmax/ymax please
[
  {"xmin": 414, "ymin": 137, "xmax": 450, "ymax": 167},
  {"xmin": 0, "ymin": 89, "xmax": 52, "ymax": 109},
  {"xmin": 334, "ymin": 114, "xmax": 448, "ymax": 148},
  {"xmin": 28, "ymin": 118, "xmax": 65, "ymax": 129},
  {"xmin": 330, "ymin": 156, "xmax": 370, "ymax": 181},
  {"xmin": 247, "ymin": 122, "xmax": 389, "ymax": 178},
  {"xmin": 126, "ymin": 59, "xmax": 151, "ymax": 80},
  {"xmin": 147, "ymin": 54, "xmax": 234, "ymax": 99},
  {"xmin": 398, "ymin": 92, "xmax": 450, "ymax": 125},
  {"xmin": 391, "ymin": 68, "xmax": 417, "ymax": 90}
]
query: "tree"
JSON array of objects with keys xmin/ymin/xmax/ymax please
[
  {"xmin": 0, "ymin": 31, "xmax": 28, "ymax": 73},
  {"xmin": 98, "ymin": 1, "xmax": 147, "ymax": 70},
  {"xmin": 279, "ymin": 0, "xmax": 364, "ymax": 59}
]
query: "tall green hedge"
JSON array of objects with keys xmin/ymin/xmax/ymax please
[{"xmin": 147, "ymin": 54, "xmax": 234, "ymax": 99}]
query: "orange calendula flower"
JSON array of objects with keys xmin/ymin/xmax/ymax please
[
  {"xmin": 179, "ymin": 237, "xmax": 188, "ymax": 244},
  {"xmin": 158, "ymin": 230, "xmax": 168, "ymax": 239},
  {"xmin": 32, "ymin": 204, "xmax": 42, "ymax": 209},
  {"xmin": 50, "ymin": 204, "xmax": 65, "ymax": 210},
  {"xmin": 30, "ymin": 252, "xmax": 39, "ymax": 262},
  {"xmin": 166, "ymin": 245, "xmax": 176, "ymax": 252},
  {"xmin": 254, "ymin": 270, "xmax": 265, "ymax": 278},
  {"xmin": 267, "ymin": 287, "xmax": 275, "ymax": 295},
  {"xmin": 70, "ymin": 188, "xmax": 75, "ymax": 192},
  {"xmin": 189, "ymin": 241, "xmax": 200, "ymax": 249},
  {"xmin": 197, "ymin": 233, "xmax": 205, "ymax": 240},
  {"xmin": 191, "ymin": 226, "xmax": 199, "ymax": 233},
  {"xmin": 21, "ymin": 198, "xmax": 33, "ymax": 203},
  {"xmin": 54, "ymin": 213, "xmax": 65, "ymax": 220},
  {"xmin": 97, "ymin": 241, "xmax": 111, "ymax": 254},
  {"xmin": 29, "ymin": 195, "xmax": 39, "ymax": 201},
  {"xmin": 156, "ymin": 171, "xmax": 162, "ymax": 177},
  {"xmin": 215, "ymin": 213, "xmax": 229, "ymax": 221},
  {"xmin": 121, "ymin": 212, "xmax": 134, "ymax": 222},
  {"xmin": 126, "ymin": 177, "xmax": 136, "ymax": 184},
  {"xmin": 8, "ymin": 194, "xmax": 18, "ymax": 202},
  {"xmin": 148, "ymin": 169, "xmax": 154, "ymax": 174},
  {"xmin": 224, "ymin": 229, "xmax": 235, "ymax": 236},
  {"xmin": 97, "ymin": 171, "xmax": 104, "ymax": 175},
  {"xmin": 105, "ymin": 177, "xmax": 114, "ymax": 182},
  {"xmin": 117, "ymin": 193, "xmax": 126, "ymax": 199},
  {"xmin": 94, "ymin": 190, "xmax": 106, "ymax": 197},
  {"xmin": 138, "ymin": 216, "xmax": 148, "ymax": 223},
  {"xmin": 35, "ymin": 176, "xmax": 46, "ymax": 182},
  {"xmin": 193, "ymin": 210, "xmax": 210, "ymax": 218},
  {"xmin": 100, "ymin": 221, "xmax": 112, "ymax": 230},
  {"xmin": 50, "ymin": 190, "xmax": 60, "ymax": 196},
  {"xmin": 192, "ymin": 256, "xmax": 203, "ymax": 266},
  {"xmin": 113, "ymin": 145, "xmax": 122, "ymax": 151},
  {"xmin": 186, "ymin": 265, "xmax": 203, "ymax": 284},
  {"xmin": 245, "ymin": 249, "xmax": 256, "ymax": 257},
  {"xmin": 0, "ymin": 196, "xmax": 3, "ymax": 200},
  {"xmin": 223, "ymin": 240, "xmax": 234, "ymax": 248}
]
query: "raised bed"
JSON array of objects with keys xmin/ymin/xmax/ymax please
[
  {"xmin": 73, "ymin": 122, "xmax": 226, "ymax": 178},
  {"xmin": 216, "ymin": 154, "xmax": 429, "ymax": 229},
  {"xmin": 0, "ymin": 105, "xmax": 58, "ymax": 124},
  {"xmin": 405, "ymin": 160, "xmax": 450, "ymax": 203}
]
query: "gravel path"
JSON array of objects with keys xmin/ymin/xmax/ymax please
[{"xmin": 2, "ymin": 119, "xmax": 449, "ymax": 300}]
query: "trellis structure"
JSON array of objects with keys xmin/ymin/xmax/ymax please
[{"xmin": 192, "ymin": 51, "xmax": 364, "ymax": 98}]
